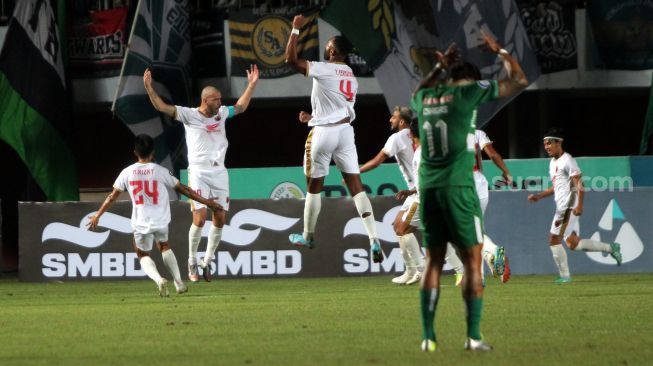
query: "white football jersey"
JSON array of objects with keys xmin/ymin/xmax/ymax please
[
  {"xmin": 175, "ymin": 105, "xmax": 233, "ymax": 166},
  {"xmin": 383, "ymin": 128, "xmax": 416, "ymax": 189},
  {"xmin": 114, "ymin": 162, "xmax": 179, "ymax": 234},
  {"xmin": 412, "ymin": 145, "xmax": 422, "ymax": 202},
  {"xmin": 473, "ymin": 129, "xmax": 492, "ymax": 199},
  {"xmin": 549, "ymin": 152, "xmax": 582, "ymax": 210},
  {"xmin": 306, "ymin": 61, "xmax": 357, "ymax": 126}
]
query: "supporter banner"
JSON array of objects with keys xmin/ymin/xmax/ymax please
[
  {"xmin": 191, "ymin": 8, "xmax": 226, "ymax": 78},
  {"xmin": 587, "ymin": 0, "xmax": 653, "ymax": 70},
  {"xmin": 321, "ymin": 0, "xmax": 540, "ymax": 128},
  {"xmin": 68, "ymin": 7, "xmax": 128, "ymax": 78},
  {"xmin": 112, "ymin": 0, "xmax": 192, "ymax": 173},
  {"xmin": 20, "ymin": 190, "xmax": 651, "ymax": 282},
  {"xmin": 0, "ymin": 0, "xmax": 78, "ymax": 201},
  {"xmin": 229, "ymin": 10, "xmax": 319, "ymax": 78},
  {"xmin": 517, "ymin": 0, "xmax": 577, "ymax": 73}
]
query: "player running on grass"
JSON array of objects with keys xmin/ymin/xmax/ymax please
[
  {"xmin": 528, "ymin": 128, "xmax": 622, "ymax": 284},
  {"xmin": 414, "ymin": 31, "xmax": 528, "ymax": 352},
  {"xmin": 87, "ymin": 135, "xmax": 222, "ymax": 296},
  {"xmin": 359, "ymin": 107, "xmax": 424, "ymax": 284},
  {"xmin": 143, "ymin": 64, "xmax": 258, "ymax": 282},
  {"xmin": 285, "ymin": 14, "xmax": 383, "ymax": 262}
]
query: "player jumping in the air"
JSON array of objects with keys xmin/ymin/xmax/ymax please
[{"xmin": 285, "ymin": 14, "xmax": 383, "ymax": 263}]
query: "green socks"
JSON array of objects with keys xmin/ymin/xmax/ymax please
[
  {"xmin": 420, "ymin": 288, "xmax": 439, "ymax": 341},
  {"xmin": 464, "ymin": 297, "xmax": 483, "ymax": 340}
]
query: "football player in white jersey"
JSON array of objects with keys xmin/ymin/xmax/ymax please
[
  {"xmin": 528, "ymin": 128, "xmax": 622, "ymax": 284},
  {"xmin": 143, "ymin": 65, "xmax": 259, "ymax": 282},
  {"xmin": 87, "ymin": 135, "xmax": 222, "ymax": 296},
  {"xmin": 446, "ymin": 129, "xmax": 513, "ymax": 285},
  {"xmin": 285, "ymin": 15, "xmax": 383, "ymax": 262},
  {"xmin": 359, "ymin": 107, "xmax": 424, "ymax": 283}
]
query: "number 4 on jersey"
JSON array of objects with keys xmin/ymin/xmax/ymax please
[{"xmin": 339, "ymin": 80, "xmax": 354, "ymax": 101}]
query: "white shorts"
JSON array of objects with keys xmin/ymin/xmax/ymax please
[
  {"xmin": 399, "ymin": 194, "xmax": 420, "ymax": 228},
  {"xmin": 134, "ymin": 228, "xmax": 169, "ymax": 252},
  {"xmin": 303, "ymin": 123, "xmax": 360, "ymax": 178},
  {"xmin": 187, "ymin": 165, "xmax": 229, "ymax": 211},
  {"xmin": 549, "ymin": 207, "xmax": 580, "ymax": 241}
]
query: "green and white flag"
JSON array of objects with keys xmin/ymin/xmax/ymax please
[
  {"xmin": 112, "ymin": 0, "xmax": 192, "ymax": 172},
  {"xmin": 0, "ymin": 0, "xmax": 78, "ymax": 201}
]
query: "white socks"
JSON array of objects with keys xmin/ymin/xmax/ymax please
[
  {"xmin": 352, "ymin": 192, "xmax": 378, "ymax": 244},
  {"xmin": 399, "ymin": 233, "xmax": 424, "ymax": 270},
  {"xmin": 445, "ymin": 242, "xmax": 464, "ymax": 274},
  {"xmin": 574, "ymin": 239, "xmax": 611, "ymax": 252},
  {"xmin": 140, "ymin": 256, "xmax": 163, "ymax": 284},
  {"xmin": 303, "ymin": 193, "xmax": 321, "ymax": 240},
  {"xmin": 482, "ymin": 234, "xmax": 498, "ymax": 261},
  {"xmin": 202, "ymin": 225, "xmax": 223, "ymax": 266},
  {"xmin": 550, "ymin": 244, "xmax": 570, "ymax": 278},
  {"xmin": 188, "ymin": 224, "xmax": 202, "ymax": 263},
  {"xmin": 162, "ymin": 249, "xmax": 182, "ymax": 286}
]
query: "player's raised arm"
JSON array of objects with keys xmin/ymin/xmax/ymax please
[
  {"xmin": 480, "ymin": 31, "xmax": 528, "ymax": 98},
  {"xmin": 143, "ymin": 68, "xmax": 176, "ymax": 118},
  {"xmin": 285, "ymin": 15, "xmax": 309, "ymax": 75},
  {"xmin": 86, "ymin": 188, "xmax": 122, "ymax": 231},
  {"xmin": 233, "ymin": 64, "xmax": 259, "ymax": 115}
]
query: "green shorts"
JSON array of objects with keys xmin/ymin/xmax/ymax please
[{"xmin": 420, "ymin": 186, "xmax": 484, "ymax": 250}]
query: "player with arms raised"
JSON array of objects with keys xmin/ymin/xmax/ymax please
[
  {"xmin": 143, "ymin": 64, "xmax": 258, "ymax": 282},
  {"xmin": 285, "ymin": 15, "xmax": 382, "ymax": 262},
  {"xmin": 413, "ymin": 32, "xmax": 528, "ymax": 352}
]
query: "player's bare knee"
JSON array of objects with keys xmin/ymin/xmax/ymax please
[
  {"xmin": 135, "ymin": 249, "xmax": 149, "ymax": 259},
  {"xmin": 158, "ymin": 242, "xmax": 170, "ymax": 252},
  {"xmin": 566, "ymin": 233, "xmax": 579, "ymax": 250}
]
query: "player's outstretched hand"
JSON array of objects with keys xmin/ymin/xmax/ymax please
[
  {"xmin": 480, "ymin": 29, "xmax": 502, "ymax": 54},
  {"xmin": 247, "ymin": 64, "xmax": 259, "ymax": 85},
  {"xmin": 86, "ymin": 215, "xmax": 99, "ymax": 231},
  {"xmin": 292, "ymin": 14, "xmax": 306, "ymax": 29},
  {"xmin": 435, "ymin": 43, "xmax": 461, "ymax": 68},
  {"xmin": 527, "ymin": 194, "xmax": 539, "ymax": 203},
  {"xmin": 143, "ymin": 68, "xmax": 152, "ymax": 88},
  {"xmin": 299, "ymin": 111, "xmax": 312, "ymax": 123}
]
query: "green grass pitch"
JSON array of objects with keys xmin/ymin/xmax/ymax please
[{"xmin": 1, "ymin": 273, "xmax": 652, "ymax": 366}]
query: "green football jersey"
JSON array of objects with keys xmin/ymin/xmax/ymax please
[{"xmin": 411, "ymin": 80, "xmax": 499, "ymax": 188}]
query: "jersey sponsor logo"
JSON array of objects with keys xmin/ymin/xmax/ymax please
[
  {"xmin": 423, "ymin": 106, "xmax": 448, "ymax": 116},
  {"xmin": 586, "ymin": 199, "xmax": 644, "ymax": 265},
  {"xmin": 252, "ymin": 16, "xmax": 290, "ymax": 67},
  {"xmin": 206, "ymin": 122, "xmax": 220, "ymax": 132},
  {"xmin": 270, "ymin": 182, "xmax": 305, "ymax": 199},
  {"xmin": 422, "ymin": 95, "xmax": 453, "ymax": 105}
]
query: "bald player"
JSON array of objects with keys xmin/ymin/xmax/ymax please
[{"xmin": 143, "ymin": 65, "xmax": 259, "ymax": 282}]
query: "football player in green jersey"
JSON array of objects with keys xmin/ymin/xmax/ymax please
[{"xmin": 413, "ymin": 31, "xmax": 528, "ymax": 352}]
